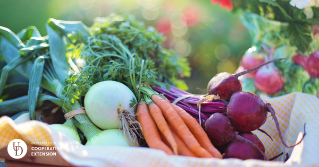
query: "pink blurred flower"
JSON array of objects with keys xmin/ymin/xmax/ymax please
[
  {"xmin": 183, "ymin": 6, "xmax": 200, "ymax": 27},
  {"xmin": 211, "ymin": 0, "xmax": 233, "ymax": 11},
  {"xmin": 156, "ymin": 18, "xmax": 171, "ymax": 35}
]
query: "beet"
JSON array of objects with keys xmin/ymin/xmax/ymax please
[
  {"xmin": 227, "ymin": 91, "xmax": 306, "ymax": 148},
  {"xmin": 223, "ymin": 141, "xmax": 265, "ymax": 160},
  {"xmin": 204, "ymin": 113, "xmax": 266, "ymax": 160},
  {"xmin": 239, "ymin": 132, "xmax": 265, "ymax": 153},
  {"xmin": 207, "ymin": 59, "xmax": 284, "ymax": 100},
  {"xmin": 227, "ymin": 92, "xmax": 268, "ymax": 132},
  {"xmin": 204, "ymin": 113, "xmax": 236, "ymax": 147}
]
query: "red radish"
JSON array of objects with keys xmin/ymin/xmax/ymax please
[
  {"xmin": 254, "ymin": 63, "xmax": 284, "ymax": 95},
  {"xmin": 156, "ymin": 18, "xmax": 171, "ymax": 35},
  {"xmin": 241, "ymin": 51, "xmax": 266, "ymax": 78},
  {"xmin": 239, "ymin": 132, "xmax": 265, "ymax": 153},
  {"xmin": 207, "ymin": 59, "xmax": 284, "ymax": 100},
  {"xmin": 293, "ymin": 51, "xmax": 319, "ymax": 78},
  {"xmin": 227, "ymin": 91, "xmax": 306, "ymax": 148},
  {"xmin": 223, "ymin": 141, "xmax": 265, "ymax": 160},
  {"xmin": 204, "ymin": 113, "xmax": 266, "ymax": 160}
]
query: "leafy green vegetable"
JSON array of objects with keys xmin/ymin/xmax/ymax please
[
  {"xmin": 233, "ymin": 1, "xmax": 319, "ymax": 53},
  {"xmin": 303, "ymin": 78, "xmax": 319, "ymax": 95},
  {"xmin": 89, "ymin": 14, "xmax": 190, "ymax": 86},
  {"xmin": 28, "ymin": 56, "xmax": 45, "ymax": 119},
  {"xmin": 63, "ymin": 14, "xmax": 190, "ymax": 105}
]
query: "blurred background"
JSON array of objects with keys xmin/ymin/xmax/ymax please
[{"xmin": 0, "ymin": 0, "xmax": 251, "ymax": 93}]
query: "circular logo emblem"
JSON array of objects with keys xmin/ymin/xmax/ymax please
[{"xmin": 7, "ymin": 139, "xmax": 27, "ymax": 159}]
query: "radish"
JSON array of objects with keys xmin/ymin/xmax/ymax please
[
  {"xmin": 241, "ymin": 51, "xmax": 266, "ymax": 78},
  {"xmin": 204, "ymin": 113, "xmax": 266, "ymax": 159},
  {"xmin": 227, "ymin": 91, "xmax": 306, "ymax": 148},
  {"xmin": 207, "ymin": 59, "xmax": 284, "ymax": 100},
  {"xmin": 254, "ymin": 63, "xmax": 284, "ymax": 95},
  {"xmin": 293, "ymin": 51, "xmax": 319, "ymax": 78},
  {"xmin": 239, "ymin": 132, "xmax": 265, "ymax": 153}
]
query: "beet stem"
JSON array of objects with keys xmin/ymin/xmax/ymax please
[
  {"xmin": 284, "ymin": 153, "xmax": 289, "ymax": 162},
  {"xmin": 234, "ymin": 58, "xmax": 285, "ymax": 78},
  {"xmin": 266, "ymin": 103, "xmax": 306, "ymax": 148},
  {"xmin": 257, "ymin": 128, "xmax": 273, "ymax": 141},
  {"xmin": 269, "ymin": 152, "xmax": 283, "ymax": 161}
]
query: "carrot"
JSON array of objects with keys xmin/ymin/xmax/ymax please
[
  {"xmin": 151, "ymin": 95, "xmax": 213, "ymax": 158},
  {"xmin": 136, "ymin": 101, "xmax": 174, "ymax": 155},
  {"xmin": 160, "ymin": 127, "xmax": 197, "ymax": 157},
  {"xmin": 172, "ymin": 103, "xmax": 222, "ymax": 159},
  {"xmin": 146, "ymin": 98, "xmax": 178, "ymax": 155}
]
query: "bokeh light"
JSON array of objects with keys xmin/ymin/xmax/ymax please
[{"xmin": 0, "ymin": 0, "xmax": 251, "ymax": 93}]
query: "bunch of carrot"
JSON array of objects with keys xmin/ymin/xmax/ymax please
[{"xmin": 137, "ymin": 87, "xmax": 222, "ymax": 158}]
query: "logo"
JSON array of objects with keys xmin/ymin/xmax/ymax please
[{"xmin": 7, "ymin": 139, "xmax": 27, "ymax": 159}]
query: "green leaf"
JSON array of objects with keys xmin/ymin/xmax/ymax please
[
  {"xmin": 285, "ymin": 22, "xmax": 312, "ymax": 53},
  {"xmin": 260, "ymin": 0, "xmax": 292, "ymax": 20},
  {"xmin": 46, "ymin": 23, "xmax": 70, "ymax": 83},
  {"xmin": 17, "ymin": 26, "xmax": 41, "ymax": 43},
  {"xmin": 0, "ymin": 26, "xmax": 24, "ymax": 49},
  {"xmin": 28, "ymin": 56, "xmax": 45, "ymax": 120},
  {"xmin": 47, "ymin": 18, "xmax": 90, "ymax": 44},
  {"xmin": 0, "ymin": 31, "xmax": 34, "ymax": 79}
]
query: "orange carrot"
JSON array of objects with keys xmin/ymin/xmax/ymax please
[
  {"xmin": 172, "ymin": 103, "xmax": 222, "ymax": 159},
  {"xmin": 160, "ymin": 127, "xmax": 197, "ymax": 157},
  {"xmin": 151, "ymin": 95, "xmax": 213, "ymax": 158},
  {"xmin": 148, "ymin": 101, "xmax": 178, "ymax": 155},
  {"xmin": 136, "ymin": 101, "xmax": 174, "ymax": 155}
]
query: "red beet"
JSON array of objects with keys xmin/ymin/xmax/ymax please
[
  {"xmin": 241, "ymin": 51, "xmax": 266, "ymax": 78},
  {"xmin": 239, "ymin": 132, "xmax": 265, "ymax": 153},
  {"xmin": 207, "ymin": 59, "xmax": 284, "ymax": 100},
  {"xmin": 293, "ymin": 51, "xmax": 319, "ymax": 78},
  {"xmin": 204, "ymin": 113, "xmax": 266, "ymax": 160},
  {"xmin": 223, "ymin": 141, "xmax": 265, "ymax": 160},
  {"xmin": 227, "ymin": 91, "xmax": 306, "ymax": 148},
  {"xmin": 227, "ymin": 92, "xmax": 267, "ymax": 132},
  {"xmin": 254, "ymin": 64, "xmax": 284, "ymax": 95}
]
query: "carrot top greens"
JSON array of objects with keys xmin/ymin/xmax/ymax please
[{"xmin": 62, "ymin": 14, "xmax": 190, "ymax": 105}]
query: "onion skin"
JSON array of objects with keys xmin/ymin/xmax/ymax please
[
  {"xmin": 84, "ymin": 81, "xmax": 136, "ymax": 130},
  {"xmin": 49, "ymin": 124, "xmax": 81, "ymax": 143},
  {"xmin": 254, "ymin": 64, "xmax": 284, "ymax": 95},
  {"xmin": 86, "ymin": 129, "xmax": 130, "ymax": 146}
]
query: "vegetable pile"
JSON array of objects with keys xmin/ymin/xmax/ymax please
[
  {"xmin": 152, "ymin": 59, "xmax": 306, "ymax": 160},
  {"xmin": 0, "ymin": 13, "xmax": 307, "ymax": 162}
]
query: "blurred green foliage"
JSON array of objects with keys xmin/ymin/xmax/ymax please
[{"xmin": 0, "ymin": 0, "xmax": 251, "ymax": 93}]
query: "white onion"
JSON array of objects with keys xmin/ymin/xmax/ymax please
[
  {"xmin": 86, "ymin": 129, "xmax": 130, "ymax": 146},
  {"xmin": 84, "ymin": 81, "xmax": 136, "ymax": 129}
]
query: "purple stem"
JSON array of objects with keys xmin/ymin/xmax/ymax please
[{"xmin": 266, "ymin": 103, "xmax": 306, "ymax": 148}]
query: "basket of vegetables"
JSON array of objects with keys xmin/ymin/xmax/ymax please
[{"xmin": 0, "ymin": 13, "xmax": 318, "ymax": 167}]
